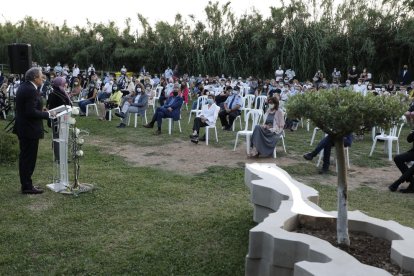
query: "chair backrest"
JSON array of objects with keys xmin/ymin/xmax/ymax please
[
  {"xmin": 155, "ymin": 86, "xmax": 163, "ymax": 97},
  {"xmin": 244, "ymin": 95, "xmax": 255, "ymax": 109},
  {"xmin": 243, "ymin": 109, "xmax": 261, "ymax": 131},
  {"xmin": 195, "ymin": 95, "xmax": 208, "ymax": 110},
  {"xmin": 254, "ymin": 95, "xmax": 267, "ymax": 111},
  {"xmin": 396, "ymin": 123, "xmax": 404, "ymax": 138}
]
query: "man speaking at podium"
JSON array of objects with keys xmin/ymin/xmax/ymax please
[{"xmin": 15, "ymin": 67, "xmax": 55, "ymax": 194}]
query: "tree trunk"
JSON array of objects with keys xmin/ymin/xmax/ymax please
[{"xmin": 335, "ymin": 137, "xmax": 350, "ymax": 247}]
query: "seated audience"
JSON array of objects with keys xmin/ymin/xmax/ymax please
[
  {"xmin": 218, "ymin": 85, "xmax": 243, "ymax": 130},
  {"xmin": 143, "ymin": 87, "xmax": 183, "ymax": 135},
  {"xmin": 97, "ymin": 84, "xmax": 123, "ymax": 120},
  {"xmin": 303, "ymin": 134, "xmax": 353, "ymax": 174},
  {"xmin": 116, "ymin": 83, "xmax": 148, "ymax": 128},
  {"xmin": 189, "ymin": 94, "xmax": 220, "ymax": 144},
  {"xmin": 249, "ymin": 97, "xmax": 285, "ymax": 157},
  {"xmin": 78, "ymin": 82, "xmax": 97, "ymax": 115}
]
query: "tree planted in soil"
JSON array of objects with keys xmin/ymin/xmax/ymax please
[{"xmin": 286, "ymin": 88, "xmax": 406, "ymax": 246}]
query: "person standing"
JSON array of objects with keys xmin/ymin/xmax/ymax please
[
  {"xmin": 15, "ymin": 67, "xmax": 54, "ymax": 194},
  {"xmin": 399, "ymin": 65, "xmax": 412, "ymax": 86}
]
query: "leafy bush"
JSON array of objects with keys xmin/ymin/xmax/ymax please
[{"xmin": 0, "ymin": 132, "xmax": 19, "ymax": 164}]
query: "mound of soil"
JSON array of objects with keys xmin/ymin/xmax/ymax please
[{"xmin": 296, "ymin": 225, "xmax": 407, "ymax": 275}]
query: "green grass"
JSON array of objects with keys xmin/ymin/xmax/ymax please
[{"xmin": 1, "ymin": 110, "xmax": 414, "ymax": 275}]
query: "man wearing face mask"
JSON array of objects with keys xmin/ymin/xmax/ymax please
[
  {"xmin": 348, "ymin": 65, "xmax": 359, "ymax": 84},
  {"xmin": 218, "ymin": 85, "xmax": 243, "ymax": 131},
  {"xmin": 353, "ymin": 78, "xmax": 367, "ymax": 96},
  {"xmin": 115, "ymin": 82, "xmax": 148, "ymax": 128},
  {"xmin": 97, "ymin": 84, "xmax": 123, "ymax": 120},
  {"xmin": 15, "ymin": 67, "xmax": 56, "ymax": 194},
  {"xmin": 399, "ymin": 65, "xmax": 412, "ymax": 86},
  {"xmin": 143, "ymin": 88, "xmax": 183, "ymax": 135}
]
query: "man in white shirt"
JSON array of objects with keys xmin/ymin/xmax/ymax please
[
  {"xmin": 353, "ymin": 78, "xmax": 367, "ymax": 96},
  {"xmin": 72, "ymin": 64, "xmax": 80, "ymax": 77},
  {"xmin": 190, "ymin": 94, "xmax": 219, "ymax": 143},
  {"xmin": 275, "ymin": 65, "xmax": 284, "ymax": 82}
]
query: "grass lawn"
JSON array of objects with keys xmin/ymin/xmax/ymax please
[{"xmin": 1, "ymin": 107, "xmax": 414, "ymax": 275}]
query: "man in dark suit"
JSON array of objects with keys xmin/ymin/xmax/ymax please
[
  {"xmin": 399, "ymin": 65, "xmax": 412, "ymax": 86},
  {"xmin": 389, "ymin": 130, "xmax": 414, "ymax": 193},
  {"xmin": 15, "ymin": 67, "xmax": 53, "ymax": 194},
  {"xmin": 143, "ymin": 86, "xmax": 183, "ymax": 135}
]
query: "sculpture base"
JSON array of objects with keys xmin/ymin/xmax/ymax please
[{"xmin": 47, "ymin": 183, "xmax": 94, "ymax": 195}]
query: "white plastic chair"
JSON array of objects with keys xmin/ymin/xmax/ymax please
[
  {"xmin": 188, "ymin": 95, "xmax": 208, "ymax": 123},
  {"xmin": 233, "ymin": 110, "xmax": 261, "ymax": 154},
  {"xmin": 107, "ymin": 107, "xmax": 121, "ymax": 121},
  {"xmin": 166, "ymin": 117, "xmax": 182, "ymax": 135},
  {"xmin": 232, "ymin": 99, "xmax": 246, "ymax": 131},
  {"xmin": 310, "ymin": 127, "xmax": 321, "ymax": 145},
  {"xmin": 242, "ymin": 94, "xmax": 255, "ymax": 117},
  {"xmin": 86, "ymin": 98, "xmax": 99, "ymax": 116},
  {"xmin": 253, "ymin": 95, "xmax": 267, "ymax": 116},
  {"xmin": 273, "ymin": 130, "xmax": 287, "ymax": 158},
  {"xmin": 127, "ymin": 110, "xmax": 148, "ymax": 127},
  {"xmin": 196, "ymin": 106, "xmax": 220, "ymax": 145},
  {"xmin": 153, "ymin": 86, "xmax": 163, "ymax": 111},
  {"xmin": 369, "ymin": 123, "xmax": 404, "ymax": 161},
  {"xmin": 316, "ymin": 146, "xmax": 350, "ymax": 171}
]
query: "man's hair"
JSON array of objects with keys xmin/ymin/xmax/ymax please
[{"xmin": 25, "ymin": 67, "xmax": 42, "ymax": 82}]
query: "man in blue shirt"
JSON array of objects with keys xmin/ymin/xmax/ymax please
[{"xmin": 218, "ymin": 86, "xmax": 243, "ymax": 131}]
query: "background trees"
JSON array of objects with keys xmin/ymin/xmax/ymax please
[{"xmin": 1, "ymin": 0, "xmax": 413, "ymax": 82}]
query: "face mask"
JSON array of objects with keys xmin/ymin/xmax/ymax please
[
  {"xmin": 279, "ymin": 83, "xmax": 284, "ymax": 86},
  {"xmin": 112, "ymin": 86, "xmax": 118, "ymax": 91},
  {"xmin": 233, "ymin": 90, "xmax": 239, "ymax": 94},
  {"xmin": 207, "ymin": 99, "xmax": 214, "ymax": 105},
  {"xmin": 368, "ymin": 86, "xmax": 372, "ymax": 89},
  {"xmin": 74, "ymin": 82, "xmax": 79, "ymax": 85},
  {"xmin": 264, "ymin": 86, "xmax": 268, "ymax": 89},
  {"xmin": 268, "ymin": 104, "xmax": 275, "ymax": 109},
  {"xmin": 136, "ymin": 88, "xmax": 141, "ymax": 93},
  {"xmin": 173, "ymin": 91, "xmax": 179, "ymax": 96},
  {"xmin": 352, "ymin": 67, "xmax": 356, "ymax": 70},
  {"xmin": 358, "ymin": 82, "xmax": 362, "ymax": 85},
  {"xmin": 205, "ymin": 81, "xmax": 209, "ymax": 84}
]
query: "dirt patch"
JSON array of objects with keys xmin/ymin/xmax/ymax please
[
  {"xmin": 296, "ymin": 224, "xmax": 406, "ymax": 275},
  {"xmin": 91, "ymin": 137, "xmax": 402, "ymax": 191}
]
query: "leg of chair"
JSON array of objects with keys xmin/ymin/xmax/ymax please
[
  {"xmin": 239, "ymin": 116, "xmax": 242, "ymax": 130},
  {"xmin": 316, "ymin": 149, "xmax": 324, "ymax": 167},
  {"xmin": 273, "ymin": 147, "xmax": 277, "ymax": 159},
  {"xmin": 178, "ymin": 120, "xmax": 182, "ymax": 133},
  {"xmin": 246, "ymin": 135, "xmax": 250, "ymax": 155},
  {"xmin": 144, "ymin": 111, "xmax": 148, "ymax": 124},
  {"xmin": 306, "ymin": 119, "xmax": 310, "ymax": 132},
  {"xmin": 134, "ymin": 113, "xmax": 138, "ymax": 128},
  {"xmin": 388, "ymin": 140, "xmax": 393, "ymax": 161},
  {"xmin": 369, "ymin": 139, "xmax": 377, "ymax": 156},
  {"xmin": 86, "ymin": 105, "xmax": 89, "ymax": 116},
  {"xmin": 168, "ymin": 118, "xmax": 172, "ymax": 135},
  {"xmin": 188, "ymin": 112, "xmax": 192, "ymax": 124},
  {"xmin": 127, "ymin": 113, "xmax": 131, "ymax": 126},
  {"xmin": 233, "ymin": 133, "xmax": 239, "ymax": 151},
  {"xmin": 310, "ymin": 128, "xmax": 318, "ymax": 145},
  {"xmin": 108, "ymin": 110, "xmax": 112, "ymax": 121},
  {"xmin": 206, "ymin": 127, "xmax": 209, "ymax": 145},
  {"xmin": 346, "ymin": 147, "xmax": 350, "ymax": 169},
  {"xmin": 281, "ymin": 136, "xmax": 286, "ymax": 153},
  {"xmin": 214, "ymin": 127, "xmax": 218, "ymax": 142}
]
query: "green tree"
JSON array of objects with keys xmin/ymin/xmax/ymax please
[{"xmin": 286, "ymin": 89, "xmax": 406, "ymax": 246}]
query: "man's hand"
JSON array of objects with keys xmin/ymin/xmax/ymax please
[
  {"xmin": 226, "ymin": 108, "xmax": 231, "ymax": 113},
  {"xmin": 167, "ymin": 107, "xmax": 173, "ymax": 112}
]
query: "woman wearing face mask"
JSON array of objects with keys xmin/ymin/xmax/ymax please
[
  {"xmin": 190, "ymin": 94, "xmax": 219, "ymax": 144},
  {"xmin": 68, "ymin": 77, "xmax": 82, "ymax": 101},
  {"xmin": 97, "ymin": 84, "xmax": 123, "ymax": 120},
  {"xmin": 366, "ymin": 82, "xmax": 377, "ymax": 96},
  {"xmin": 249, "ymin": 97, "xmax": 285, "ymax": 158}
]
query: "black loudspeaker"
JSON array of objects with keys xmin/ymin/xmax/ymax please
[{"xmin": 8, "ymin": 43, "xmax": 32, "ymax": 74}]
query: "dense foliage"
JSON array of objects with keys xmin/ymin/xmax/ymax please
[
  {"xmin": 286, "ymin": 89, "xmax": 407, "ymax": 138},
  {"xmin": 1, "ymin": 0, "xmax": 414, "ymax": 81},
  {"xmin": 0, "ymin": 131, "xmax": 19, "ymax": 164}
]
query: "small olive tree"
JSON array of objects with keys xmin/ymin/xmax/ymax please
[{"xmin": 286, "ymin": 88, "xmax": 406, "ymax": 246}]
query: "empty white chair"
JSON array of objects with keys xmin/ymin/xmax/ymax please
[
  {"xmin": 310, "ymin": 127, "xmax": 321, "ymax": 145},
  {"xmin": 369, "ymin": 123, "xmax": 404, "ymax": 161},
  {"xmin": 233, "ymin": 110, "xmax": 261, "ymax": 154},
  {"xmin": 253, "ymin": 95, "xmax": 267, "ymax": 116}
]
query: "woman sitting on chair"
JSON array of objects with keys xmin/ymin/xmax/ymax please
[{"xmin": 249, "ymin": 97, "xmax": 285, "ymax": 157}]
